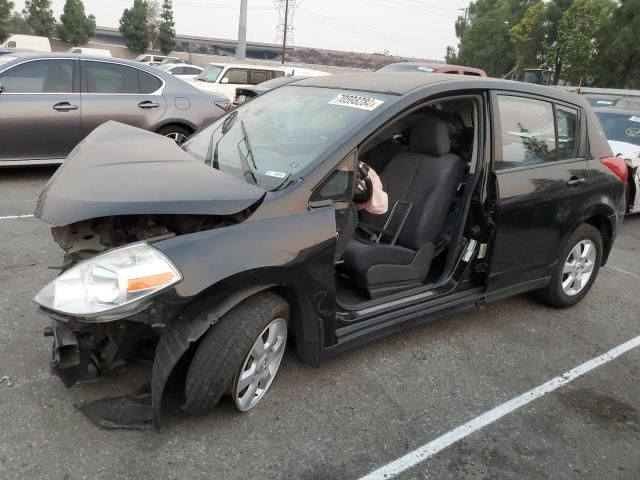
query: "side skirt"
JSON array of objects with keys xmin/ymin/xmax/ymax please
[{"xmin": 322, "ymin": 277, "xmax": 550, "ymax": 360}]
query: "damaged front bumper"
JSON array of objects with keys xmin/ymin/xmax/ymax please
[
  {"xmin": 44, "ymin": 321, "xmax": 97, "ymax": 387},
  {"xmin": 42, "ymin": 312, "xmax": 152, "ymax": 388}
]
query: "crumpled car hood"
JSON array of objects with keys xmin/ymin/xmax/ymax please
[{"xmin": 35, "ymin": 121, "xmax": 266, "ymax": 226}]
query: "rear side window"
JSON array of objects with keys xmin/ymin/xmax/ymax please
[
  {"xmin": 223, "ymin": 68, "xmax": 248, "ymax": 84},
  {"xmin": 183, "ymin": 67, "xmax": 201, "ymax": 75},
  {"xmin": 0, "ymin": 59, "xmax": 74, "ymax": 93},
  {"xmin": 497, "ymin": 95, "xmax": 557, "ymax": 169},
  {"xmin": 556, "ymin": 106, "xmax": 579, "ymax": 160},
  {"xmin": 249, "ymin": 70, "xmax": 267, "ymax": 85},
  {"xmin": 84, "ymin": 61, "xmax": 139, "ymax": 93},
  {"xmin": 83, "ymin": 61, "xmax": 162, "ymax": 94},
  {"xmin": 273, "ymin": 70, "xmax": 285, "ymax": 78},
  {"xmin": 139, "ymin": 70, "xmax": 162, "ymax": 93}
]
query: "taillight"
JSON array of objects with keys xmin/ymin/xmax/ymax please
[{"xmin": 601, "ymin": 156, "xmax": 628, "ymax": 183}]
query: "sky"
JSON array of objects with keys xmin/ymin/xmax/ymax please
[{"xmin": 11, "ymin": 0, "xmax": 472, "ymax": 60}]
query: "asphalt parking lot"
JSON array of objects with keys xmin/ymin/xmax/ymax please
[{"xmin": 1, "ymin": 167, "xmax": 639, "ymax": 480}]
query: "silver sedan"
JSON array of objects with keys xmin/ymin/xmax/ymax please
[{"xmin": 0, "ymin": 52, "xmax": 230, "ymax": 166}]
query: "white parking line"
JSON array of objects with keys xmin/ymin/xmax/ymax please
[
  {"xmin": 0, "ymin": 214, "xmax": 34, "ymax": 220},
  {"xmin": 607, "ymin": 265, "xmax": 640, "ymax": 279},
  {"xmin": 359, "ymin": 334, "xmax": 640, "ymax": 480}
]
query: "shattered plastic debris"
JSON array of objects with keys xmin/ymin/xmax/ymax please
[
  {"xmin": 75, "ymin": 385, "xmax": 154, "ymax": 430},
  {"xmin": 0, "ymin": 375, "xmax": 13, "ymax": 387}
]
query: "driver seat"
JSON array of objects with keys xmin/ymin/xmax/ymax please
[{"xmin": 341, "ymin": 115, "xmax": 465, "ymax": 298}]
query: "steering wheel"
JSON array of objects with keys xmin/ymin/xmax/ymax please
[{"xmin": 353, "ymin": 161, "xmax": 373, "ymax": 204}]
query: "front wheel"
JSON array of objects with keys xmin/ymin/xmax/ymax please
[
  {"xmin": 538, "ymin": 224, "xmax": 603, "ymax": 308},
  {"xmin": 183, "ymin": 292, "xmax": 289, "ymax": 415}
]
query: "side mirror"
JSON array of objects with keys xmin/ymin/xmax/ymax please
[{"xmin": 220, "ymin": 78, "xmax": 229, "ymax": 84}]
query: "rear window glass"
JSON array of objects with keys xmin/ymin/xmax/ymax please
[
  {"xmin": 84, "ymin": 61, "xmax": 139, "ymax": 93},
  {"xmin": 249, "ymin": 70, "xmax": 267, "ymax": 85},
  {"xmin": 597, "ymin": 112, "xmax": 640, "ymax": 146},
  {"xmin": 224, "ymin": 69, "xmax": 248, "ymax": 84},
  {"xmin": 140, "ymin": 70, "xmax": 162, "ymax": 93}
]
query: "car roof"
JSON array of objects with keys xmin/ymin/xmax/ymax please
[
  {"xmin": 161, "ymin": 63, "xmax": 201, "ymax": 68},
  {"xmin": 0, "ymin": 52, "xmax": 168, "ymax": 71},
  {"xmin": 294, "ymin": 72, "xmax": 588, "ymax": 104},
  {"xmin": 207, "ymin": 62, "xmax": 284, "ymax": 70}
]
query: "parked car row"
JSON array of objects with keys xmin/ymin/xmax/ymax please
[{"xmin": 0, "ymin": 52, "xmax": 229, "ymax": 166}]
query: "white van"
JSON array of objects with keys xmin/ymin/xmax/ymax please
[
  {"xmin": 188, "ymin": 63, "xmax": 288, "ymax": 99},
  {"xmin": 2, "ymin": 35, "xmax": 51, "ymax": 52},
  {"xmin": 68, "ymin": 47, "xmax": 112, "ymax": 57},
  {"xmin": 282, "ymin": 66, "xmax": 330, "ymax": 77},
  {"xmin": 135, "ymin": 54, "xmax": 180, "ymax": 65}
]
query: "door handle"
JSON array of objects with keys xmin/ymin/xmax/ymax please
[
  {"xmin": 566, "ymin": 176, "xmax": 586, "ymax": 187},
  {"xmin": 138, "ymin": 101, "xmax": 160, "ymax": 109},
  {"xmin": 52, "ymin": 102, "xmax": 78, "ymax": 112}
]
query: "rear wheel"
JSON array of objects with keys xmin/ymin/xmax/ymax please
[
  {"xmin": 538, "ymin": 224, "xmax": 602, "ymax": 308},
  {"xmin": 183, "ymin": 292, "xmax": 289, "ymax": 415},
  {"xmin": 156, "ymin": 125, "xmax": 192, "ymax": 145}
]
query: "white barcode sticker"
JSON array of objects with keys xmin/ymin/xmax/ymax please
[
  {"xmin": 463, "ymin": 239, "xmax": 478, "ymax": 262},
  {"xmin": 329, "ymin": 94, "xmax": 384, "ymax": 111}
]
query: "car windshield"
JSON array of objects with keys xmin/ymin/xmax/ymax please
[
  {"xmin": 196, "ymin": 64, "xmax": 224, "ymax": 83},
  {"xmin": 596, "ymin": 111, "xmax": 640, "ymax": 146},
  {"xmin": 182, "ymin": 86, "xmax": 392, "ymax": 190}
]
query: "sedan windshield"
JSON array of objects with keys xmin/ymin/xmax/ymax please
[
  {"xmin": 596, "ymin": 112, "xmax": 640, "ymax": 147},
  {"xmin": 196, "ymin": 64, "xmax": 224, "ymax": 83},
  {"xmin": 182, "ymin": 86, "xmax": 392, "ymax": 190}
]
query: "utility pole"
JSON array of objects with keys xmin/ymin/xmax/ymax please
[
  {"xmin": 237, "ymin": 0, "xmax": 248, "ymax": 59},
  {"xmin": 280, "ymin": 0, "xmax": 289, "ymax": 64}
]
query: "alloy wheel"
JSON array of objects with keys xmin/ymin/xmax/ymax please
[
  {"xmin": 164, "ymin": 132, "xmax": 189, "ymax": 145},
  {"xmin": 561, "ymin": 239, "xmax": 596, "ymax": 296},
  {"xmin": 233, "ymin": 317, "xmax": 287, "ymax": 412}
]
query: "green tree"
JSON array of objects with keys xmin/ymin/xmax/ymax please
[
  {"xmin": 57, "ymin": 0, "xmax": 96, "ymax": 46},
  {"xmin": 158, "ymin": 0, "xmax": 175, "ymax": 55},
  {"xmin": 0, "ymin": 0, "xmax": 13, "ymax": 43},
  {"xmin": 23, "ymin": 0, "xmax": 55, "ymax": 37},
  {"xmin": 119, "ymin": 0, "xmax": 148, "ymax": 53},
  {"xmin": 543, "ymin": 0, "xmax": 574, "ymax": 83},
  {"xmin": 509, "ymin": 0, "xmax": 548, "ymax": 71},
  {"xmin": 7, "ymin": 11, "xmax": 31, "ymax": 35},
  {"xmin": 595, "ymin": 0, "xmax": 640, "ymax": 88},
  {"xmin": 448, "ymin": 0, "xmax": 517, "ymax": 77},
  {"xmin": 553, "ymin": 0, "xmax": 615, "ymax": 85}
]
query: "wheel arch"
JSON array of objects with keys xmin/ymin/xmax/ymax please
[
  {"xmin": 579, "ymin": 212, "xmax": 614, "ymax": 265},
  {"xmin": 150, "ymin": 272, "xmax": 322, "ymax": 429},
  {"xmin": 154, "ymin": 120, "xmax": 196, "ymax": 135}
]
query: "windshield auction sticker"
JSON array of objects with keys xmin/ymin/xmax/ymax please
[{"xmin": 329, "ymin": 94, "xmax": 384, "ymax": 111}]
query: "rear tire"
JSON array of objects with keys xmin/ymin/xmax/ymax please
[
  {"xmin": 183, "ymin": 292, "xmax": 289, "ymax": 416},
  {"xmin": 156, "ymin": 125, "xmax": 192, "ymax": 145},
  {"xmin": 538, "ymin": 223, "xmax": 603, "ymax": 308}
]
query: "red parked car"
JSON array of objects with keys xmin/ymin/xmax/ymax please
[{"xmin": 377, "ymin": 62, "xmax": 487, "ymax": 77}]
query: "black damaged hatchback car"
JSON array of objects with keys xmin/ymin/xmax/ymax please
[{"xmin": 33, "ymin": 73, "xmax": 626, "ymax": 427}]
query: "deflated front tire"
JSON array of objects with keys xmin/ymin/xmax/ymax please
[{"xmin": 182, "ymin": 292, "xmax": 289, "ymax": 415}]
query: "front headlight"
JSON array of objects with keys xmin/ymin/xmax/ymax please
[{"xmin": 34, "ymin": 243, "xmax": 182, "ymax": 322}]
